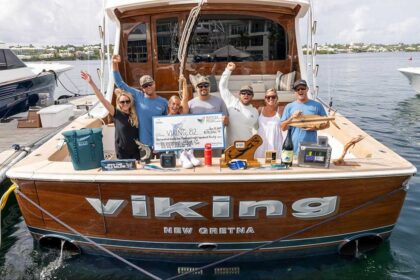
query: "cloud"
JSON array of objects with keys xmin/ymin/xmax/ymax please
[
  {"xmin": 385, "ymin": 17, "xmax": 420, "ymax": 42},
  {"xmin": 0, "ymin": 0, "xmax": 103, "ymax": 46},
  {"xmin": 336, "ymin": 6, "xmax": 370, "ymax": 43}
]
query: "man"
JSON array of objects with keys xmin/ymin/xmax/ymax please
[
  {"xmin": 112, "ymin": 54, "xmax": 168, "ymax": 148},
  {"xmin": 188, "ymin": 75, "xmax": 229, "ymax": 157},
  {"xmin": 280, "ymin": 79, "xmax": 329, "ymax": 154},
  {"xmin": 219, "ymin": 62, "xmax": 258, "ymax": 146}
]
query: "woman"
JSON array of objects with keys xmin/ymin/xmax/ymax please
[
  {"xmin": 166, "ymin": 75, "xmax": 200, "ymax": 168},
  {"xmin": 168, "ymin": 75, "xmax": 190, "ymax": 115},
  {"xmin": 81, "ymin": 71, "xmax": 140, "ymax": 160},
  {"xmin": 254, "ymin": 88, "xmax": 283, "ymax": 159}
]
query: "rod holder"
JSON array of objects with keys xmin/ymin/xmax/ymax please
[
  {"xmin": 312, "ymin": 20, "xmax": 317, "ymax": 35},
  {"xmin": 98, "ymin": 26, "xmax": 104, "ymax": 39}
]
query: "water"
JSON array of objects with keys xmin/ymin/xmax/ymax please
[{"xmin": 1, "ymin": 52, "xmax": 420, "ymax": 279}]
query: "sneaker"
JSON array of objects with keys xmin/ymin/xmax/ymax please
[
  {"xmin": 187, "ymin": 149, "xmax": 201, "ymax": 167},
  {"xmin": 179, "ymin": 150, "xmax": 194, "ymax": 169}
]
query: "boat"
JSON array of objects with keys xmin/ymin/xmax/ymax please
[
  {"xmin": 5, "ymin": 0, "xmax": 417, "ymax": 270},
  {"xmin": 0, "ymin": 43, "xmax": 72, "ymax": 118},
  {"xmin": 398, "ymin": 67, "xmax": 420, "ymax": 94}
]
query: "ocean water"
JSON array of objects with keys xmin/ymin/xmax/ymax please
[{"xmin": 0, "ymin": 52, "xmax": 419, "ymax": 279}]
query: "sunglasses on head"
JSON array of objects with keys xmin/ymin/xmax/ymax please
[
  {"xmin": 119, "ymin": 100, "xmax": 131, "ymax": 104},
  {"xmin": 197, "ymin": 83, "xmax": 209, "ymax": 89},
  {"xmin": 240, "ymin": 91, "xmax": 253, "ymax": 96},
  {"xmin": 295, "ymin": 87, "xmax": 307, "ymax": 91},
  {"xmin": 265, "ymin": 95, "xmax": 277, "ymax": 100},
  {"xmin": 142, "ymin": 82, "xmax": 153, "ymax": 88}
]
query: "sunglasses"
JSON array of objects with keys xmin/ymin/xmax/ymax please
[
  {"xmin": 119, "ymin": 100, "xmax": 131, "ymax": 104},
  {"xmin": 240, "ymin": 91, "xmax": 253, "ymax": 96},
  {"xmin": 295, "ymin": 87, "xmax": 307, "ymax": 91},
  {"xmin": 265, "ymin": 95, "xmax": 277, "ymax": 100},
  {"xmin": 197, "ymin": 83, "xmax": 209, "ymax": 89},
  {"xmin": 142, "ymin": 82, "xmax": 153, "ymax": 88}
]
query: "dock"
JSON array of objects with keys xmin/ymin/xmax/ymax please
[{"xmin": 0, "ymin": 95, "xmax": 97, "ymax": 180}]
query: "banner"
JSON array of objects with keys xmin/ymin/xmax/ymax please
[{"xmin": 153, "ymin": 113, "xmax": 225, "ymax": 151}]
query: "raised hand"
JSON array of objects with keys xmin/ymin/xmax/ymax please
[
  {"xmin": 112, "ymin": 54, "xmax": 121, "ymax": 64},
  {"xmin": 227, "ymin": 62, "xmax": 236, "ymax": 71},
  {"xmin": 80, "ymin": 71, "xmax": 92, "ymax": 83}
]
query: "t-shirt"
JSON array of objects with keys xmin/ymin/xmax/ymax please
[
  {"xmin": 188, "ymin": 95, "xmax": 228, "ymax": 154},
  {"xmin": 113, "ymin": 109, "xmax": 140, "ymax": 159},
  {"xmin": 188, "ymin": 95, "xmax": 229, "ymax": 116},
  {"xmin": 280, "ymin": 100, "xmax": 327, "ymax": 154},
  {"xmin": 219, "ymin": 69, "xmax": 258, "ymax": 146},
  {"xmin": 113, "ymin": 71, "xmax": 168, "ymax": 147}
]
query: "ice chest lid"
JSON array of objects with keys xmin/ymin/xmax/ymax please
[{"xmin": 37, "ymin": 104, "xmax": 73, "ymax": 114}]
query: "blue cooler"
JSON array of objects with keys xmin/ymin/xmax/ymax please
[{"xmin": 62, "ymin": 128, "xmax": 104, "ymax": 170}]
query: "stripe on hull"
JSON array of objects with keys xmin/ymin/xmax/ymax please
[{"xmin": 29, "ymin": 224, "xmax": 394, "ymax": 251}]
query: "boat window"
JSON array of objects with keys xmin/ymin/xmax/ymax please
[
  {"xmin": 3, "ymin": 49, "xmax": 26, "ymax": 70},
  {"xmin": 156, "ymin": 17, "xmax": 179, "ymax": 64},
  {"xmin": 188, "ymin": 15, "xmax": 287, "ymax": 63},
  {"xmin": 127, "ymin": 23, "xmax": 148, "ymax": 63},
  {"xmin": 0, "ymin": 50, "xmax": 6, "ymax": 70}
]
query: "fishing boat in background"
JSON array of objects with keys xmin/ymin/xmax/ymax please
[
  {"xmin": 0, "ymin": 43, "xmax": 72, "ymax": 118},
  {"xmin": 5, "ymin": 0, "xmax": 416, "ymax": 274},
  {"xmin": 398, "ymin": 67, "xmax": 420, "ymax": 94}
]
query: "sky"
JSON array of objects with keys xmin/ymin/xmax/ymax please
[{"xmin": 0, "ymin": 0, "xmax": 419, "ymax": 46}]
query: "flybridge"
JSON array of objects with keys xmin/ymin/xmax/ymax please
[{"xmin": 86, "ymin": 195, "xmax": 339, "ymax": 220}]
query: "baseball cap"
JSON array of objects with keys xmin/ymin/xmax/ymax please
[
  {"xmin": 239, "ymin": 85, "xmax": 254, "ymax": 93},
  {"xmin": 196, "ymin": 75, "xmax": 210, "ymax": 86},
  {"xmin": 293, "ymin": 79, "xmax": 308, "ymax": 90},
  {"xmin": 139, "ymin": 75, "xmax": 154, "ymax": 87}
]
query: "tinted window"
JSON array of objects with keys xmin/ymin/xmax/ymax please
[
  {"xmin": 127, "ymin": 23, "xmax": 148, "ymax": 63},
  {"xmin": 156, "ymin": 18, "xmax": 179, "ymax": 64},
  {"xmin": 0, "ymin": 50, "xmax": 6, "ymax": 70},
  {"xmin": 4, "ymin": 49, "xmax": 26, "ymax": 69},
  {"xmin": 188, "ymin": 15, "xmax": 287, "ymax": 63}
]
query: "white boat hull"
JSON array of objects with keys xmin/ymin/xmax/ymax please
[{"xmin": 398, "ymin": 67, "xmax": 420, "ymax": 94}]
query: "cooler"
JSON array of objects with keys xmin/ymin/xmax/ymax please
[
  {"xmin": 62, "ymin": 128, "xmax": 104, "ymax": 170},
  {"xmin": 37, "ymin": 104, "xmax": 74, "ymax": 127}
]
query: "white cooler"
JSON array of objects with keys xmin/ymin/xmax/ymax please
[{"xmin": 37, "ymin": 104, "xmax": 74, "ymax": 128}]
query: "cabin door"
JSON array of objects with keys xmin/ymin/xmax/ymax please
[
  {"xmin": 151, "ymin": 14, "xmax": 183, "ymax": 98},
  {"xmin": 121, "ymin": 16, "xmax": 153, "ymax": 88}
]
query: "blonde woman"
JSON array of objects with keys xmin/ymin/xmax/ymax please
[
  {"xmin": 254, "ymin": 88, "xmax": 283, "ymax": 159},
  {"xmin": 168, "ymin": 75, "xmax": 190, "ymax": 115},
  {"xmin": 81, "ymin": 71, "xmax": 140, "ymax": 160}
]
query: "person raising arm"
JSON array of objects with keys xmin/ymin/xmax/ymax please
[{"xmin": 81, "ymin": 71, "xmax": 140, "ymax": 160}]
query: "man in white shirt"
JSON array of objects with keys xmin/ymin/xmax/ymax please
[{"xmin": 219, "ymin": 62, "xmax": 259, "ymax": 146}]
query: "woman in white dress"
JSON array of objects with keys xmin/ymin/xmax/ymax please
[{"xmin": 255, "ymin": 88, "xmax": 284, "ymax": 159}]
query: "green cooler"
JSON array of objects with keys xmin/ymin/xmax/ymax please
[{"xmin": 62, "ymin": 128, "xmax": 104, "ymax": 170}]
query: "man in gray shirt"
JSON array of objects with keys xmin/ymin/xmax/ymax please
[{"xmin": 188, "ymin": 76, "xmax": 229, "ymax": 157}]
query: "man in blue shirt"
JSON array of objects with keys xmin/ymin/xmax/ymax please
[
  {"xmin": 280, "ymin": 80, "xmax": 329, "ymax": 154},
  {"xmin": 112, "ymin": 55, "xmax": 168, "ymax": 149}
]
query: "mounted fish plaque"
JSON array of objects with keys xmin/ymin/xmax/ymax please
[{"xmin": 101, "ymin": 159, "xmax": 136, "ymax": 171}]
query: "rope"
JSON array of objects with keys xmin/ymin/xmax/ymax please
[
  {"xmin": 0, "ymin": 184, "xmax": 17, "ymax": 248},
  {"xmin": 166, "ymin": 185, "xmax": 405, "ymax": 280},
  {"xmin": 13, "ymin": 186, "xmax": 162, "ymax": 280},
  {"xmin": 0, "ymin": 184, "xmax": 17, "ymax": 211},
  {"xmin": 177, "ymin": 0, "xmax": 205, "ymax": 97}
]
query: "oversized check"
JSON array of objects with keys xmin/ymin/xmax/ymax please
[{"xmin": 153, "ymin": 113, "xmax": 225, "ymax": 151}]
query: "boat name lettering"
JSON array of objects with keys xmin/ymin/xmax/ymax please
[
  {"xmin": 85, "ymin": 195, "xmax": 338, "ymax": 220},
  {"xmin": 163, "ymin": 226, "xmax": 255, "ymax": 235}
]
